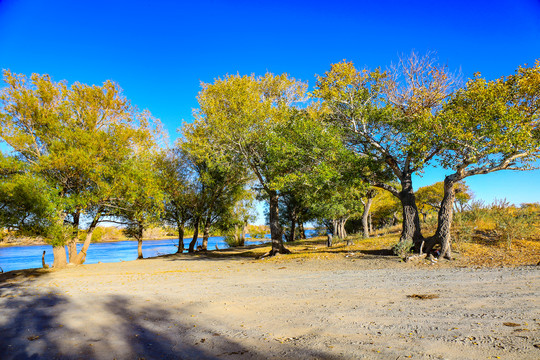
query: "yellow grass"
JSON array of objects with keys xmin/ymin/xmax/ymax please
[
  {"xmin": 455, "ymin": 239, "xmax": 540, "ymax": 267},
  {"xmin": 204, "ymin": 227, "xmax": 539, "ymax": 267}
]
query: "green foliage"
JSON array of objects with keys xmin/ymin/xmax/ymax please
[
  {"xmin": 313, "ymin": 54, "xmax": 453, "ymax": 190},
  {"xmin": 246, "ymin": 225, "xmax": 267, "ymax": 239},
  {"xmin": 449, "ymin": 200, "xmax": 539, "ymax": 246},
  {"xmin": 44, "ymin": 222, "xmax": 73, "ymax": 247},
  {"xmin": 452, "ymin": 212, "xmax": 474, "ymax": 244},
  {"xmin": 490, "ymin": 200, "xmax": 537, "ymax": 247},
  {"xmin": 0, "ymin": 170, "xmax": 63, "ymax": 241},
  {"xmin": 223, "ymin": 234, "xmax": 243, "ymax": 248},
  {"xmin": 90, "ymin": 227, "xmax": 105, "ymax": 243},
  {"xmin": 437, "ymin": 61, "xmax": 540, "ymax": 177},
  {"xmin": 109, "ymin": 154, "xmax": 165, "ymax": 241},
  {"xmin": 370, "ymin": 189, "xmax": 402, "ymax": 229},
  {"xmin": 392, "ymin": 238, "xmax": 414, "ymax": 259},
  {"xmin": 186, "ymin": 72, "xmax": 343, "ymax": 196},
  {"xmin": 416, "ymin": 181, "xmax": 473, "ymax": 219},
  {"xmin": 0, "ymin": 70, "xmax": 163, "ymax": 248},
  {"xmin": 155, "ymin": 148, "xmax": 195, "ymax": 235},
  {"xmin": 185, "ymin": 72, "xmax": 346, "ymax": 249}
]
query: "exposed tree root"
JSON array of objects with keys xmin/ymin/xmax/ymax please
[{"xmin": 261, "ymin": 247, "xmax": 292, "ymax": 258}]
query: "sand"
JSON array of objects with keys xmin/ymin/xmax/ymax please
[{"xmin": 0, "ymin": 252, "xmax": 539, "ymax": 359}]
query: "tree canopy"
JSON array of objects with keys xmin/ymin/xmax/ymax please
[
  {"xmin": 313, "ymin": 53, "xmax": 456, "ymax": 246},
  {"xmin": 0, "ymin": 70, "xmax": 163, "ymax": 266}
]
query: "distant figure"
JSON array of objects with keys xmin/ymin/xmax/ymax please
[{"xmin": 42, "ymin": 251, "xmax": 49, "ymax": 269}]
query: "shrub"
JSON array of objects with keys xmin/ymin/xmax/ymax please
[
  {"xmin": 246, "ymin": 225, "xmax": 268, "ymax": 239},
  {"xmin": 223, "ymin": 235, "xmax": 243, "ymax": 247},
  {"xmin": 491, "ymin": 206, "xmax": 536, "ymax": 246},
  {"xmin": 453, "ymin": 212, "xmax": 474, "ymax": 244},
  {"xmin": 91, "ymin": 227, "xmax": 105, "ymax": 242},
  {"xmin": 392, "ymin": 238, "xmax": 414, "ymax": 259}
]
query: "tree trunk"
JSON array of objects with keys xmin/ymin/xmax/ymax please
[
  {"xmin": 240, "ymin": 221, "xmax": 247, "ymax": 246},
  {"xmin": 361, "ymin": 194, "xmax": 374, "ymax": 238},
  {"xmin": 340, "ymin": 217, "xmax": 350, "ymax": 244},
  {"xmin": 289, "ymin": 214, "xmax": 297, "ymax": 243},
  {"xmin": 137, "ymin": 238, "xmax": 143, "ymax": 259},
  {"xmin": 71, "ymin": 228, "xmax": 94, "ymax": 264},
  {"xmin": 298, "ymin": 221, "xmax": 306, "ymax": 239},
  {"xmin": 368, "ymin": 213, "xmax": 373, "ymax": 234},
  {"xmin": 67, "ymin": 211, "xmax": 81, "ymax": 263},
  {"xmin": 201, "ymin": 221, "xmax": 210, "ymax": 251},
  {"xmin": 67, "ymin": 239, "xmax": 77, "ymax": 263},
  {"xmin": 332, "ymin": 219, "xmax": 339, "ymax": 239},
  {"xmin": 267, "ymin": 191, "xmax": 290, "ymax": 255},
  {"xmin": 424, "ymin": 176, "xmax": 457, "ymax": 260},
  {"xmin": 189, "ymin": 218, "xmax": 199, "ymax": 253},
  {"xmin": 177, "ymin": 225, "xmax": 185, "ymax": 253},
  {"xmin": 340, "ymin": 218, "xmax": 347, "ymax": 239},
  {"xmin": 398, "ymin": 175, "xmax": 423, "ymax": 247},
  {"xmin": 52, "ymin": 246, "xmax": 67, "ymax": 268}
]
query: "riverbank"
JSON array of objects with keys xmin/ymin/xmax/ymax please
[
  {"xmin": 0, "ymin": 235, "xmax": 183, "ymax": 248},
  {"xmin": 1, "ymin": 237, "xmax": 539, "ymax": 359}
]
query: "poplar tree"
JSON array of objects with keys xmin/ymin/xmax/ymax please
[
  {"xmin": 424, "ymin": 62, "xmax": 540, "ymax": 259},
  {"xmin": 314, "ymin": 53, "xmax": 456, "ymax": 248},
  {"xmin": 0, "ymin": 71, "xmax": 161, "ymax": 267}
]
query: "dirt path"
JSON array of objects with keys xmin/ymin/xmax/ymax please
[{"xmin": 1, "ymin": 253, "xmax": 539, "ymax": 359}]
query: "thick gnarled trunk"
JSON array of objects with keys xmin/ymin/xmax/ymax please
[
  {"xmin": 268, "ymin": 191, "xmax": 290, "ymax": 255},
  {"xmin": 424, "ymin": 177, "xmax": 456, "ymax": 259},
  {"xmin": 398, "ymin": 176, "xmax": 423, "ymax": 247},
  {"xmin": 52, "ymin": 246, "xmax": 68, "ymax": 268}
]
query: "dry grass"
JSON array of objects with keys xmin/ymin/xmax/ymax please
[
  {"xmin": 454, "ymin": 239, "xmax": 540, "ymax": 267},
  {"xmin": 203, "ymin": 226, "xmax": 540, "ymax": 268}
]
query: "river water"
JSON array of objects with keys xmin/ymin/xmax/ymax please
[{"xmin": 0, "ymin": 236, "xmax": 261, "ymax": 273}]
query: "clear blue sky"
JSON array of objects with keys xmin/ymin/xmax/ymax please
[{"xmin": 1, "ymin": 0, "xmax": 539, "ymax": 213}]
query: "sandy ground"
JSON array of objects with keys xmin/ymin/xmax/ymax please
[{"xmin": 0, "ymin": 252, "xmax": 539, "ymax": 360}]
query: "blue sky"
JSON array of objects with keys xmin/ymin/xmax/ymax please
[{"xmin": 1, "ymin": 0, "xmax": 539, "ymax": 217}]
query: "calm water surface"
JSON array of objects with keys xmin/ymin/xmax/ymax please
[{"xmin": 0, "ymin": 236, "xmax": 264, "ymax": 273}]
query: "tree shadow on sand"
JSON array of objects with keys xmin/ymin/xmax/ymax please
[
  {"xmin": 159, "ymin": 238, "xmax": 398, "ymax": 263},
  {"xmin": 0, "ymin": 271, "xmax": 341, "ymax": 359}
]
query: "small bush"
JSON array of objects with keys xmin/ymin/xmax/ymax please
[
  {"xmin": 246, "ymin": 225, "xmax": 267, "ymax": 239},
  {"xmin": 491, "ymin": 207, "xmax": 536, "ymax": 247},
  {"xmin": 392, "ymin": 239, "xmax": 414, "ymax": 259},
  {"xmin": 223, "ymin": 235, "xmax": 243, "ymax": 247},
  {"xmin": 91, "ymin": 227, "xmax": 105, "ymax": 242},
  {"xmin": 453, "ymin": 212, "xmax": 474, "ymax": 244}
]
